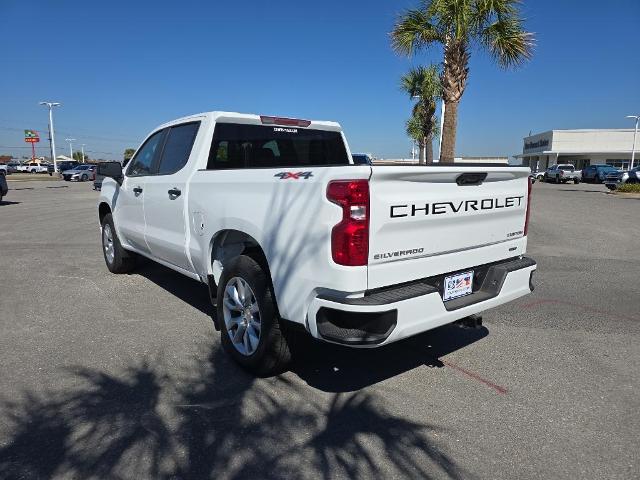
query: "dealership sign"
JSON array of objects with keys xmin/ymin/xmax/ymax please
[
  {"xmin": 524, "ymin": 138, "xmax": 549, "ymax": 151},
  {"xmin": 24, "ymin": 130, "xmax": 40, "ymax": 143}
]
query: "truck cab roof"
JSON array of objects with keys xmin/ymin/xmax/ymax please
[{"xmin": 154, "ymin": 111, "xmax": 342, "ymax": 133}]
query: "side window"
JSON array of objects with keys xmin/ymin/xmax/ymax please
[
  {"xmin": 127, "ymin": 130, "xmax": 166, "ymax": 177},
  {"xmin": 157, "ymin": 122, "xmax": 200, "ymax": 175}
]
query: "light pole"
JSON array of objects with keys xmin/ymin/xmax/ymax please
[
  {"xmin": 81, "ymin": 144, "xmax": 86, "ymax": 163},
  {"xmin": 39, "ymin": 101, "xmax": 61, "ymax": 172},
  {"xmin": 65, "ymin": 138, "xmax": 76, "ymax": 161},
  {"xmin": 626, "ymin": 115, "xmax": 639, "ymax": 170}
]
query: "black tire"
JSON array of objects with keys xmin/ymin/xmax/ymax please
[
  {"xmin": 573, "ymin": 178, "xmax": 579, "ymax": 184},
  {"xmin": 100, "ymin": 213, "xmax": 136, "ymax": 273},
  {"xmin": 217, "ymin": 255, "xmax": 292, "ymax": 376},
  {"xmin": 81, "ymin": 174, "xmax": 88, "ymax": 182},
  {"xmin": 555, "ymin": 175, "xmax": 560, "ymax": 184}
]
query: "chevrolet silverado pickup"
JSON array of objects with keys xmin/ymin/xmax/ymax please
[{"xmin": 97, "ymin": 111, "xmax": 536, "ymax": 375}]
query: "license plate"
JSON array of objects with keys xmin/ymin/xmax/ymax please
[{"xmin": 443, "ymin": 271, "xmax": 474, "ymax": 301}]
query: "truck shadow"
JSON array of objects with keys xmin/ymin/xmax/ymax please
[
  {"xmin": 0, "ymin": 346, "xmax": 471, "ymax": 480},
  {"xmin": 134, "ymin": 260, "xmax": 213, "ymax": 317},
  {"xmin": 292, "ymin": 324, "xmax": 489, "ymax": 392}
]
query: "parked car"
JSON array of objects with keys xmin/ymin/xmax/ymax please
[
  {"xmin": 622, "ymin": 166, "xmax": 640, "ymax": 184},
  {"xmin": 582, "ymin": 164, "xmax": 620, "ymax": 184},
  {"xmin": 48, "ymin": 161, "xmax": 80, "ymax": 174},
  {"xmin": 0, "ymin": 172, "xmax": 8, "ymax": 202},
  {"xmin": 97, "ymin": 111, "xmax": 536, "ymax": 375},
  {"xmin": 352, "ymin": 153, "xmax": 373, "ymax": 165},
  {"xmin": 543, "ymin": 164, "xmax": 580, "ymax": 184},
  {"xmin": 62, "ymin": 164, "xmax": 96, "ymax": 182}
]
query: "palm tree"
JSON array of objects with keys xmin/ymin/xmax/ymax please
[
  {"xmin": 391, "ymin": 0, "xmax": 535, "ymax": 163},
  {"xmin": 400, "ymin": 65, "xmax": 441, "ymax": 164}
]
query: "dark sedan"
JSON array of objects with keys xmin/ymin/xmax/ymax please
[
  {"xmin": 0, "ymin": 173, "xmax": 8, "ymax": 202},
  {"xmin": 622, "ymin": 166, "xmax": 640, "ymax": 184}
]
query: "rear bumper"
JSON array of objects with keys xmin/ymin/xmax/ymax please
[{"xmin": 307, "ymin": 256, "xmax": 536, "ymax": 346}]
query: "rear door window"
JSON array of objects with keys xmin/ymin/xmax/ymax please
[{"xmin": 207, "ymin": 123, "xmax": 349, "ymax": 169}]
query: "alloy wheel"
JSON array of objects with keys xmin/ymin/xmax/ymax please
[
  {"xmin": 222, "ymin": 277, "xmax": 261, "ymax": 356},
  {"xmin": 102, "ymin": 223, "xmax": 115, "ymax": 264}
]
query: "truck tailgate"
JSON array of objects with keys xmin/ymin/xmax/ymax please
[{"xmin": 367, "ymin": 165, "xmax": 530, "ymax": 289}]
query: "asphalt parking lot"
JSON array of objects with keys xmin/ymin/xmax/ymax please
[{"xmin": 0, "ymin": 179, "xmax": 638, "ymax": 479}]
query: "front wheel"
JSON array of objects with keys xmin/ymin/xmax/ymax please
[
  {"xmin": 217, "ymin": 255, "xmax": 292, "ymax": 376},
  {"xmin": 101, "ymin": 213, "xmax": 136, "ymax": 273},
  {"xmin": 81, "ymin": 174, "xmax": 88, "ymax": 182},
  {"xmin": 573, "ymin": 178, "xmax": 580, "ymax": 184}
]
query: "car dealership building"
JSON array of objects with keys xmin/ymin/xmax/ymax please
[{"xmin": 516, "ymin": 129, "xmax": 637, "ymax": 171}]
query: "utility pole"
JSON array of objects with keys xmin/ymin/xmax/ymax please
[
  {"xmin": 626, "ymin": 115, "xmax": 639, "ymax": 170},
  {"xmin": 65, "ymin": 138, "xmax": 76, "ymax": 161},
  {"xmin": 81, "ymin": 144, "xmax": 86, "ymax": 163},
  {"xmin": 39, "ymin": 102, "xmax": 61, "ymax": 172}
]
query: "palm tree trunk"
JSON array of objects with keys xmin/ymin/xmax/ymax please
[
  {"xmin": 418, "ymin": 141, "xmax": 425, "ymax": 164},
  {"xmin": 426, "ymin": 133, "xmax": 433, "ymax": 164},
  {"xmin": 440, "ymin": 101, "xmax": 458, "ymax": 163}
]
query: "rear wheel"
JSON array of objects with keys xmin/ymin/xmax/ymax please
[
  {"xmin": 81, "ymin": 174, "xmax": 88, "ymax": 182},
  {"xmin": 101, "ymin": 213, "xmax": 136, "ymax": 273},
  {"xmin": 217, "ymin": 255, "xmax": 292, "ymax": 376},
  {"xmin": 573, "ymin": 178, "xmax": 579, "ymax": 184}
]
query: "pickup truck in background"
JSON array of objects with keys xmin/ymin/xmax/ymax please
[
  {"xmin": 17, "ymin": 162, "xmax": 50, "ymax": 174},
  {"xmin": 543, "ymin": 164, "xmax": 581, "ymax": 184},
  {"xmin": 97, "ymin": 111, "xmax": 536, "ymax": 375}
]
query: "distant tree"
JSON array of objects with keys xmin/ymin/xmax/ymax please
[
  {"xmin": 124, "ymin": 148, "xmax": 136, "ymax": 161},
  {"xmin": 400, "ymin": 65, "xmax": 441, "ymax": 164},
  {"xmin": 73, "ymin": 151, "xmax": 89, "ymax": 162},
  {"xmin": 392, "ymin": 0, "xmax": 535, "ymax": 162}
]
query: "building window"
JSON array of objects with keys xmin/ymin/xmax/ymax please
[{"xmin": 606, "ymin": 159, "xmax": 629, "ymax": 170}]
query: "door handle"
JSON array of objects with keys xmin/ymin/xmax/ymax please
[
  {"xmin": 133, "ymin": 186, "xmax": 143, "ymax": 195},
  {"xmin": 168, "ymin": 187, "xmax": 181, "ymax": 198}
]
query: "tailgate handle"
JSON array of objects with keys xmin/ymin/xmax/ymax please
[{"xmin": 456, "ymin": 172, "xmax": 487, "ymax": 186}]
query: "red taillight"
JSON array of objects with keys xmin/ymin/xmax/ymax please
[
  {"xmin": 327, "ymin": 180, "xmax": 369, "ymax": 266},
  {"xmin": 260, "ymin": 115, "xmax": 311, "ymax": 127},
  {"xmin": 524, "ymin": 176, "xmax": 532, "ymax": 236}
]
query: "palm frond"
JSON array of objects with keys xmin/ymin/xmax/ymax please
[
  {"xmin": 481, "ymin": 16, "xmax": 535, "ymax": 68},
  {"xmin": 391, "ymin": 9, "xmax": 443, "ymax": 56}
]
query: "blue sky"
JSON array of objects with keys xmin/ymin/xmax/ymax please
[{"xmin": 1, "ymin": 0, "xmax": 639, "ymax": 161}]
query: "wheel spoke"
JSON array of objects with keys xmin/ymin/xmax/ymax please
[
  {"xmin": 237, "ymin": 280, "xmax": 247, "ymax": 305},
  {"xmin": 224, "ymin": 312, "xmax": 240, "ymax": 330},
  {"xmin": 247, "ymin": 328, "xmax": 259, "ymax": 351},
  {"xmin": 233, "ymin": 323, "xmax": 246, "ymax": 344},
  {"xmin": 226, "ymin": 284, "xmax": 243, "ymax": 309},
  {"xmin": 223, "ymin": 297, "xmax": 239, "ymax": 312},
  {"xmin": 243, "ymin": 330, "xmax": 251, "ymax": 353},
  {"xmin": 249, "ymin": 318, "xmax": 261, "ymax": 333}
]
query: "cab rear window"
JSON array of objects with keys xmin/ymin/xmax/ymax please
[{"xmin": 207, "ymin": 123, "xmax": 349, "ymax": 169}]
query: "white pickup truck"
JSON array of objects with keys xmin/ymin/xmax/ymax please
[
  {"xmin": 17, "ymin": 162, "xmax": 49, "ymax": 174},
  {"xmin": 97, "ymin": 112, "xmax": 536, "ymax": 375}
]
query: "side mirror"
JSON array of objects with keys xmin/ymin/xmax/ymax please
[{"xmin": 97, "ymin": 161, "xmax": 124, "ymax": 184}]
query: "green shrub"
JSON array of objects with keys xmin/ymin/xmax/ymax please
[{"xmin": 617, "ymin": 183, "xmax": 640, "ymax": 193}]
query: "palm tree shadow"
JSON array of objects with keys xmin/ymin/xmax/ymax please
[{"xmin": 0, "ymin": 344, "xmax": 469, "ymax": 479}]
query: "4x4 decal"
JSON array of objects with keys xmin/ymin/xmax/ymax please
[{"xmin": 274, "ymin": 171, "xmax": 314, "ymax": 180}]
